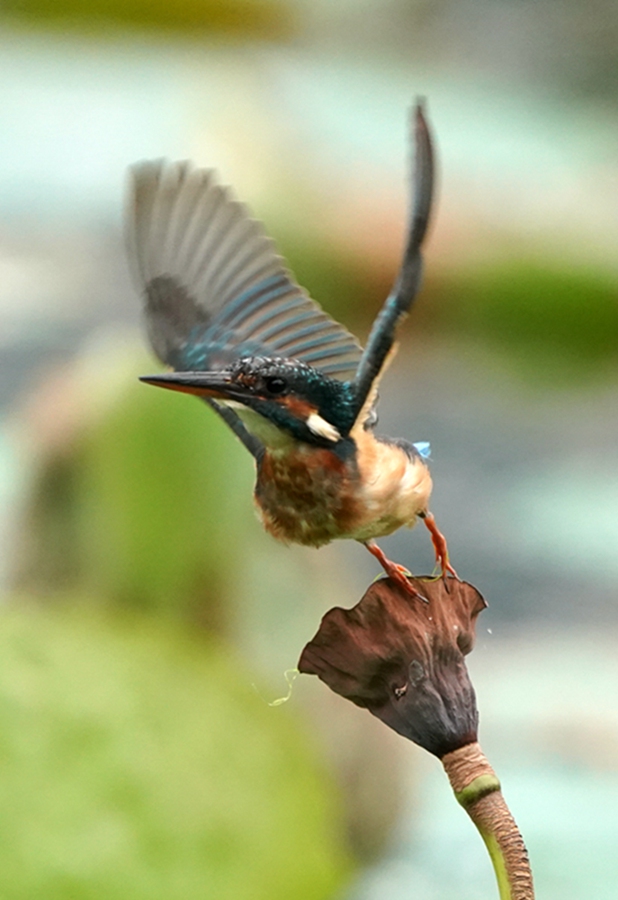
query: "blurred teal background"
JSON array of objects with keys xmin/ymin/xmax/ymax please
[{"xmin": 0, "ymin": 1, "xmax": 617, "ymax": 897}]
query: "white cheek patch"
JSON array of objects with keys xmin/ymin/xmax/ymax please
[{"xmin": 306, "ymin": 413, "xmax": 341, "ymax": 442}]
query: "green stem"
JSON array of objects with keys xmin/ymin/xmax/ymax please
[
  {"xmin": 442, "ymin": 744, "xmax": 534, "ymax": 900},
  {"xmin": 477, "ymin": 824, "xmax": 515, "ymax": 900}
]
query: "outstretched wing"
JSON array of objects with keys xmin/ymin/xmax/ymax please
[
  {"xmin": 126, "ymin": 161, "xmax": 362, "ymax": 381},
  {"xmin": 351, "ymin": 101, "xmax": 435, "ymax": 426}
]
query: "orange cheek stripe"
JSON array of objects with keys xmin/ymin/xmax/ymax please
[{"xmin": 280, "ymin": 396, "xmax": 316, "ymax": 418}]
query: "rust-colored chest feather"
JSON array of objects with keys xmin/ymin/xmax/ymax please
[
  {"xmin": 253, "ymin": 434, "xmax": 433, "ymax": 548},
  {"xmin": 255, "ymin": 447, "xmax": 360, "ymax": 547}
]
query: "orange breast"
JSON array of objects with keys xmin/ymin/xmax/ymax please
[
  {"xmin": 253, "ymin": 433, "xmax": 433, "ymax": 548},
  {"xmin": 347, "ymin": 429, "xmax": 433, "ymax": 540},
  {"xmin": 255, "ymin": 447, "xmax": 361, "ymax": 547}
]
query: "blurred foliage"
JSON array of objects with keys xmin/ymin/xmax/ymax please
[
  {"xmin": 2, "ymin": 0, "xmax": 293, "ymax": 38},
  {"xmin": 10, "ymin": 349, "xmax": 406, "ymax": 867},
  {"xmin": 429, "ymin": 262, "xmax": 618, "ymax": 382},
  {"xmin": 14, "ymin": 367, "xmax": 254, "ymax": 627},
  {"xmin": 0, "ymin": 600, "xmax": 351, "ymax": 899},
  {"xmin": 326, "ymin": 0, "xmax": 618, "ymax": 103}
]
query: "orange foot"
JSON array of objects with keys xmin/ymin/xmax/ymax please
[
  {"xmin": 420, "ymin": 511, "xmax": 458, "ymax": 580},
  {"xmin": 363, "ymin": 541, "xmax": 428, "ymax": 602}
]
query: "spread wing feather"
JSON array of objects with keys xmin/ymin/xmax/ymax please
[
  {"xmin": 350, "ymin": 102, "xmax": 434, "ymax": 423},
  {"xmin": 126, "ymin": 160, "xmax": 362, "ymax": 381}
]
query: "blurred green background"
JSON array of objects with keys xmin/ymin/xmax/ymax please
[{"xmin": 0, "ymin": 1, "xmax": 617, "ymax": 898}]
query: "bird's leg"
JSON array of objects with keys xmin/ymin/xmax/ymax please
[
  {"xmin": 363, "ymin": 541, "xmax": 428, "ymax": 602},
  {"xmin": 419, "ymin": 511, "xmax": 458, "ymax": 579}
]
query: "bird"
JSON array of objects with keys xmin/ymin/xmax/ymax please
[{"xmin": 126, "ymin": 102, "xmax": 456, "ymax": 597}]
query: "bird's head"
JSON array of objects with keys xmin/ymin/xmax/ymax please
[{"xmin": 140, "ymin": 357, "xmax": 358, "ymax": 451}]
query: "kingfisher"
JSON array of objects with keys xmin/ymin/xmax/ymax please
[{"xmin": 127, "ymin": 102, "xmax": 456, "ymax": 597}]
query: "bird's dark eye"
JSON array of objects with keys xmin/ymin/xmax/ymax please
[{"xmin": 264, "ymin": 376, "xmax": 287, "ymax": 395}]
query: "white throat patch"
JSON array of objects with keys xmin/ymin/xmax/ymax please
[{"xmin": 306, "ymin": 413, "xmax": 341, "ymax": 443}]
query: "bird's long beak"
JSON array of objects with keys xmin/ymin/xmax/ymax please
[{"xmin": 139, "ymin": 371, "xmax": 236, "ymax": 400}]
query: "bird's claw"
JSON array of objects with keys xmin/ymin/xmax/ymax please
[
  {"xmin": 421, "ymin": 512, "xmax": 459, "ymax": 583},
  {"xmin": 364, "ymin": 542, "xmax": 428, "ymax": 602},
  {"xmin": 390, "ymin": 566, "xmax": 429, "ymax": 603}
]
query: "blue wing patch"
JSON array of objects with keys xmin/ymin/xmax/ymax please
[{"xmin": 412, "ymin": 441, "xmax": 431, "ymax": 459}]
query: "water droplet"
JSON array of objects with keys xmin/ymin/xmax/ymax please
[{"xmin": 487, "ymin": 628, "xmax": 493, "ymax": 634}]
